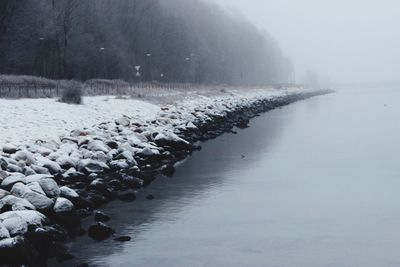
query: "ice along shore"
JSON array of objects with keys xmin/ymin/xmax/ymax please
[{"xmin": 0, "ymin": 87, "xmax": 332, "ymax": 265}]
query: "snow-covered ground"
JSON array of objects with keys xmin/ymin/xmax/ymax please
[{"xmin": 0, "ymin": 87, "xmax": 301, "ymax": 147}]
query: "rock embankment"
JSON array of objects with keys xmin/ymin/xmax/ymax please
[{"xmin": 0, "ymin": 88, "xmax": 332, "ymax": 265}]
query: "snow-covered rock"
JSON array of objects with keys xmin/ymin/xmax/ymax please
[
  {"xmin": 59, "ymin": 186, "xmax": 79, "ymax": 199},
  {"xmin": 0, "ymin": 195, "xmax": 35, "ymax": 211},
  {"xmin": 137, "ymin": 147, "xmax": 160, "ymax": 157},
  {"xmin": 31, "ymin": 165, "xmax": 50, "ymax": 175},
  {"xmin": 38, "ymin": 178, "xmax": 60, "ymax": 198},
  {"xmin": 0, "ymin": 210, "xmax": 47, "ymax": 236},
  {"xmin": 24, "ymin": 174, "xmax": 53, "ymax": 184},
  {"xmin": 56, "ymin": 154, "xmax": 76, "ymax": 169},
  {"xmin": 12, "ymin": 150, "xmax": 36, "ymax": 166},
  {"xmin": 37, "ymin": 157, "xmax": 62, "ymax": 174},
  {"xmin": 11, "ymin": 183, "xmax": 53, "ymax": 210},
  {"xmin": 27, "ymin": 182, "xmax": 46, "ymax": 195},
  {"xmin": 6, "ymin": 164, "xmax": 23, "ymax": 173},
  {"xmin": 77, "ymin": 159, "xmax": 109, "ymax": 174},
  {"xmin": 109, "ymin": 160, "xmax": 130, "ymax": 170},
  {"xmin": 0, "ymin": 189, "xmax": 10, "ymax": 199},
  {"xmin": 87, "ymin": 140, "xmax": 111, "ymax": 153},
  {"xmin": 154, "ymin": 132, "xmax": 191, "ymax": 150},
  {"xmin": 1, "ymin": 174, "xmax": 26, "ymax": 190},
  {"xmin": 0, "ymin": 223, "xmax": 10, "ymax": 239},
  {"xmin": 53, "ymin": 197, "xmax": 74, "ymax": 213},
  {"xmin": 115, "ymin": 116, "xmax": 131, "ymax": 127},
  {"xmin": 2, "ymin": 144, "xmax": 18, "ymax": 154}
]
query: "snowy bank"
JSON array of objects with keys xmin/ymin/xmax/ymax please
[{"xmin": 0, "ymin": 86, "xmax": 332, "ymax": 264}]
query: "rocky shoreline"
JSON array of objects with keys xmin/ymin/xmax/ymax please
[{"xmin": 0, "ymin": 88, "xmax": 332, "ymax": 266}]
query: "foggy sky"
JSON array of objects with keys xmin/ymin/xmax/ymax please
[{"xmin": 214, "ymin": 0, "xmax": 400, "ymax": 84}]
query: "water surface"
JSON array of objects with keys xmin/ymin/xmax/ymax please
[{"xmin": 57, "ymin": 86, "xmax": 400, "ymax": 267}]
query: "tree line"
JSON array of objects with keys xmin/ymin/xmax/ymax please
[{"xmin": 0, "ymin": 0, "xmax": 294, "ymax": 86}]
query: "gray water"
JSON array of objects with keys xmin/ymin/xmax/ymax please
[{"xmin": 58, "ymin": 86, "xmax": 400, "ymax": 267}]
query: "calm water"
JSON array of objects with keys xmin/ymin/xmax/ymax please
[{"xmin": 56, "ymin": 86, "xmax": 400, "ymax": 267}]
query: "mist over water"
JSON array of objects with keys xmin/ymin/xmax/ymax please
[{"xmin": 214, "ymin": 0, "xmax": 400, "ymax": 84}]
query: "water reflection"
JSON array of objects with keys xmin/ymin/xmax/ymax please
[
  {"xmin": 54, "ymin": 97, "xmax": 292, "ymax": 267},
  {"xmin": 54, "ymin": 87, "xmax": 400, "ymax": 267}
]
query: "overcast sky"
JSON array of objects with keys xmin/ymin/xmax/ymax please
[{"xmin": 214, "ymin": 0, "xmax": 400, "ymax": 84}]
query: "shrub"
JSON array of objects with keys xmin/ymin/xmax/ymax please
[{"xmin": 58, "ymin": 80, "xmax": 83, "ymax": 104}]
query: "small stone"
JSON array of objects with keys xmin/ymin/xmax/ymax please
[
  {"xmin": 113, "ymin": 236, "xmax": 131, "ymax": 242},
  {"xmin": 146, "ymin": 194, "xmax": 155, "ymax": 200},
  {"xmin": 88, "ymin": 222, "xmax": 115, "ymax": 241},
  {"xmin": 161, "ymin": 164, "xmax": 175, "ymax": 177}
]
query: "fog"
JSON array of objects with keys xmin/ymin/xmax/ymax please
[{"xmin": 215, "ymin": 0, "xmax": 400, "ymax": 84}]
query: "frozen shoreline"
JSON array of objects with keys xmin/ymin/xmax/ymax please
[
  {"xmin": 0, "ymin": 87, "xmax": 332, "ymax": 265},
  {"xmin": 0, "ymin": 87, "xmax": 300, "ymax": 146}
]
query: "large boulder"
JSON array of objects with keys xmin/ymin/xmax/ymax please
[
  {"xmin": 0, "ymin": 237, "xmax": 36, "ymax": 265},
  {"xmin": 38, "ymin": 178, "xmax": 60, "ymax": 198},
  {"xmin": 56, "ymin": 155, "xmax": 77, "ymax": 169},
  {"xmin": 39, "ymin": 158, "xmax": 62, "ymax": 174},
  {"xmin": 77, "ymin": 159, "xmax": 109, "ymax": 174},
  {"xmin": 1, "ymin": 174, "xmax": 26, "ymax": 191},
  {"xmin": 154, "ymin": 132, "xmax": 192, "ymax": 150},
  {"xmin": 59, "ymin": 186, "xmax": 79, "ymax": 199},
  {"xmin": 0, "ymin": 223, "xmax": 10, "ymax": 239},
  {"xmin": 88, "ymin": 222, "xmax": 115, "ymax": 241},
  {"xmin": 87, "ymin": 140, "xmax": 111, "ymax": 154},
  {"xmin": 31, "ymin": 165, "xmax": 51, "ymax": 175},
  {"xmin": 2, "ymin": 144, "xmax": 18, "ymax": 154},
  {"xmin": 27, "ymin": 182, "xmax": 46, "ymax": 196},
  {"xmin": 11, "ymin": 183, "xmax": 53, "ymax": 211},
  {"xmin": 24, "ymin": 174, "xmax": 54, "ymax": 184},
  {"xmin": 13, "ymin": 150, "xmax": 36, "ymax": 166},
  {"xmin": 0, "ymin": 188, "xmax": 10, "ymax": 199},
  {"xmin": 115, "ymin": 116, "xmax": 130, "ymax": 127},
  {"xmin": 53, "ymin": 198, "xmax": 74, "ymax": 213},
  {"xmin": 6, "ymin": 164, "xmax": 23, "ymax": 173},
  {"xmin": 0, "ymin": 210, "xmax": 47, "ymax": 236},
  {"xmin": 0, "ymin": 195, "xmax": 35, "ymax": 211}
]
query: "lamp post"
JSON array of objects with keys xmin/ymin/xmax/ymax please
[
  {"xmin": 146, "ymin": 53, "xmax": 153, "ymax": 81},
  {"xmin": 99, "ymin": 47, "xmax": 106, "ymax": 78}
]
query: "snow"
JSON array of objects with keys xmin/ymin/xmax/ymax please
[
  {"xmin": 0, "ymin": 88, "xmax": 305, "ymax": 147},
  {"xmin": 0, "ymin": 96, "xmax": 160, "ymax": 146}
]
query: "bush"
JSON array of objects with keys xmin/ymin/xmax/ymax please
[{"xmin": 58, "ymin": 80, "xmax": 83, "ymax": 104}]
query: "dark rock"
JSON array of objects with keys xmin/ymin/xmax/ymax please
[
  {"xmin": 76, "ymin": 208, "xmax": 93, "ymax": 219},
  {"xmin": 161, "ymin": 164, "xmax": 175, "ymax": 177},
  {"xmin": 71, "ymin": 196, "xmax": 94, "ymax": 210},
  {"xmin": 88, "ymin": 179, "xmax": 107, "ymax": 193},
  {"xmin": 88, "ymin": 222, "xmax": 115, "ymax": 241},
  {"xmin": 106, "ymin": 141, "xmax": 119, "ymax": 150},
  {"xmin": 146, "ymin": 194, "xmax": 155, "ymax": 200},
  {"xmin": 94, "ymin": 211, "xmax": 110, "ymax": 222},
  {"xmin": 108, "ymin": 179, "xmax": 123, "ymax": 190},
  {"xmin": 0, "ymin": 236, "xmax": 38, "ymax": 265},
  {"xmin": 77, "ymin": 263, "xmax": 89, "ymax": 267},
  {"xmin": 0, "ymin": 158, "xmax": 8, "ymax": 170},
  {"xmin": 1, "ymin": 204, "xmax": 12, "ymax": 213},
  {"xmin": 87, "ymin": 192, "xmax": 107, "ymax": 207},
  {"xmin": 114, "ymin": 236, "xmax": 131, "ymax": 242},
  {"xmin": 121, "ymin": 175, "xmax": 143, "ymax": 189}
]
